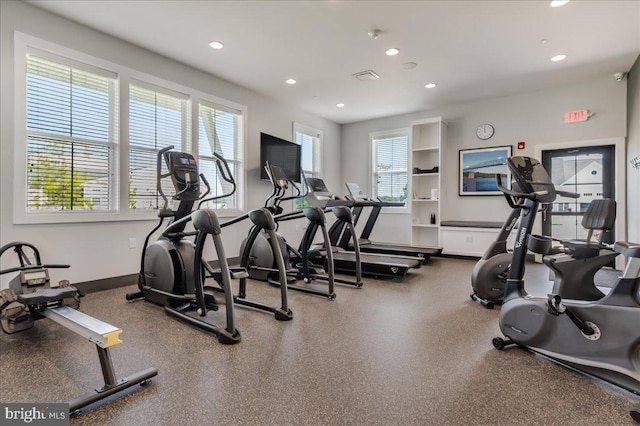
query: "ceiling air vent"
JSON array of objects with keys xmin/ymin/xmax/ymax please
[{"xmin": 352, "ymin": 70, "xmax": 380, "ymax": 81}]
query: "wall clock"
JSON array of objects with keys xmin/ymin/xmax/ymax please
[{"xmin": 476, "ymin": 124, "xmax": 494, "ymax": 140}]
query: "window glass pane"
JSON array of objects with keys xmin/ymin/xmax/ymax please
[
  {"xmin": 198, "ymin": 103, "xmax": 241, "ymax": 209},
  {"xmin": 294, "ymin": 128, "xmax": 320, "ymax": 209},
  {"xmin": 297, "ymin": 132, "xmax": 315, "ymax": 173},
  {"xmin": 25, "ymin": 54, "xmax": 114, "ymax": 212},
  {"xmin": 129, "ymin": 83, "xmax": 186, "ymax": 210},
  {"xmin": 27, "ymin": 137, "xmax": 110, "ymax": 211},
  {"xmin": 373, "ymin": 134, "xmax": 408, "ymax": 203}
]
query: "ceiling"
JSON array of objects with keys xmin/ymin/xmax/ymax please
[{"xmin": 27, "ymin": 0, "xmax": 640, "ymax": 124}]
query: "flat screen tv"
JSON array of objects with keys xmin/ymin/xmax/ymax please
[{"xmin": 260, "ymin": 132, "xmax": 302, "ymax": 183}]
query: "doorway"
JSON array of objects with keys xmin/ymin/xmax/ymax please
[{"xmin": 541, "ymin": 145, "xmax": 615, "ymax": 242}]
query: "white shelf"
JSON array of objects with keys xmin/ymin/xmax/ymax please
[{"xmin": 410, "ymin": 117, "xmax": 446, "ymax": 249}]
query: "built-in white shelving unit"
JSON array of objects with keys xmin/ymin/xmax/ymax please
[{"xmin": 410, "ymin": 117, "xmax": 446, "ymax": 248}]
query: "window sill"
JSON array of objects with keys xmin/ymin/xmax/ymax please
[{"xmin": 13, "ymin": 208, "xmax": 248, "ymax": 225}]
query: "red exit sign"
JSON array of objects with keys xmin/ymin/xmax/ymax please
[{"xmin": 565, "ymin": 109, "xmax": 590, "ymax": 123}]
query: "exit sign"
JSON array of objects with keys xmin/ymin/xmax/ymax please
[{"xmin": 565, "ymin": 109, "xmax": 590, "ymax": 123}]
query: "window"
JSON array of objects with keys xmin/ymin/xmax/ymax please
[
  {"xmin": 15, "ymin": 34, "xmax": 245, "ymax": 223},
  {"xmin": 129, "ymin": 81, "xmax": 188, "ymax": 210},
  {"xmin": 372, "ymin": 131, "xmax": 409, "ymax": 206},
  {"xmin": 294, "ymin": 123, "xmax": 322, "ymax": 209},
  {"xmin": 25, "ymin": 52, "xmax": 117, "ymax": 212},
  {"xmin": 197, "ymin": 102, "xmax": 243, "ymax": 210}
]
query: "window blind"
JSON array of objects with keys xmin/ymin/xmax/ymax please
[
  {"xmin": 198, "ymin": 103, "xmax": 241, "ymax": 209},
  {"xmin": 26, "ymin": 54, "xmax": 115, "ymax": 211},
  {"xmin": 373, "ymin": 134, "xmax": 408, "ymax": 203},
  {"xmin": 129, "ymin": 83, "xmax": 187, "ymax": 210}
]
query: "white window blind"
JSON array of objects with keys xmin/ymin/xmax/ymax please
[
  {"xmin": 26, "ymin": 53, "xmax": 116, "ymax": 212},
  {"xmin": 197, "ymin": 102, "xmax": 242, "ymax": 210},
  {"xmin": 373, "ymin": 134, "xmax": 408, "ymax": 204},
  {"xmin": 129, "ymin": 82, "xmax": 188, "ymax": 210}
]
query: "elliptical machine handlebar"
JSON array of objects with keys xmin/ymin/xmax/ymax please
[
  {"xmin": 157, "ymin": 145, "xmax": 175, "ymax": 210},
  {"xmin": 198, "ymin": 152, "xmax": 237, "ymax": 208}
]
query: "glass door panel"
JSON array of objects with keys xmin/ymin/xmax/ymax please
[{"xmin": 542, "ymin": 145, "xmax": 614, "ymax": 242}]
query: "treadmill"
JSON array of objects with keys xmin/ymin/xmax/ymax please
[
  {"xmin": 306, "ymin": 178, "xmax": 422, "ymax": 278},
  {"xmin": 335, "ymin": 182, "xmax": 442, "ymax": 263}
]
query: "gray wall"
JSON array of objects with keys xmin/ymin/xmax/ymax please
[
  {"xmin": 341, "ymin": 76, "xmax": 629, "ymax": 245},
  {"xmin": 0, "ymin": 1, "xmax": 341, "ymax": 284}
]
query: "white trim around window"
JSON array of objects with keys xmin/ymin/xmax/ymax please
[{"xmin": 13, "ymin": 32, "xmax": 247, "ymax": 224}]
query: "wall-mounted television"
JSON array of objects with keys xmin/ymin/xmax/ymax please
[{"xmin": 260, "ymin": 132, "xmax": 302, "ymax": 183}]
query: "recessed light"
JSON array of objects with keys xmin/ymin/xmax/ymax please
[
  {"xmin": 285, "ymin": 78, "xmax": 297, "ymax": 85},
  {"xmin": 209, "ymin": 41, "xmax": 224, "ymax": 49},
  {"xmin": 550, "ymin": 0, "xmax": 569, "ymax": 7},
  {"xmin": 425, "ymin": 83, "xmax": 437, "ymax": 89},
  {"xmin": 336, "ymin": 103, "xmax": 345, "ymax": 108},
  {"xmin": 402, "ymin": 62, "xmax": 418, "ymax": 70},
  {"xmin": 385, "ymin": 48, "xmax": 400, "ymax": 56},
  {"xmin": 551, "ymin": 54, "xmax": 567, "ymax": 62}
]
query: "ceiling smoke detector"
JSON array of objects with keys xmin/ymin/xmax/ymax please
[
  {"xmin": 352, "ymin": 70, "xmax": 380, "ymax": 81},
  {"xmin": 368, "ymin": 29, "xmax": 382, "ymax": 40}
]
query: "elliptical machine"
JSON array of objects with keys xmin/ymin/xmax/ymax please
[
  {"xmin": 491, "ymin": 156, "xmax": 639, "ymax": 405},
  {"xmin": 126, "ymin": 146, "xmax": 240, "ymax": 344},
  {"xmin": 240, "ymin": 163, "xmax": 354, "ymax": 300}
]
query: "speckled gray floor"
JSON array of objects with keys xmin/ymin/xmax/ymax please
[{"xmin": 1, "ymin": 257, "xmax": 638, "ymax": 425}]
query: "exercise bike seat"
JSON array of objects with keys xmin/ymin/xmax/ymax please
[
  {"xmin": 17, "ymin": 287, "xmax": 78, "ymax": 306},
  {"xmin": 551, "ymin": 198, "xmax": 616, "ymax": 259}
]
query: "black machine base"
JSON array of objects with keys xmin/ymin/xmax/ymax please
[
  {"xmin": 68, "ymin": 366, "xmax": 157, "ymax": 413},
  {"xmin": 470, "ymin": 292, "xmax": 501, "ymax": 309},
  {"xmin": 332, "ymin": 252, "xmax": 418, "ymax": 278}
]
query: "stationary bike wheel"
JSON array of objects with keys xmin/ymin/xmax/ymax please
[{"xmin": 471, "ymin": 253, "xmax": 511, "ymax": 303}]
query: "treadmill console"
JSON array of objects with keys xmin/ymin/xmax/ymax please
[
  {"xmin": 345, "ymin": 182, "xmax": 369, "ymax": 200},
  {"xmin": 306, "ymin": 177, "xmax": 334, "ymax": 200}
]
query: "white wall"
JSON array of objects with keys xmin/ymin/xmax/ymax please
[
  {"xmin": 0, "ymin": 1, "xmax": 341, "ymax": 284},
  {"xmin": 341, "ymin": 76, "xmax": 629, "ymax": 246}
]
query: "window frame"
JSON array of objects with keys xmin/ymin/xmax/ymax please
[
  {"xmin": 370, "ymin": 128, "xmax": 410, "ymax": 214},
  {"xmin": 25, "ymin": 50, "xmax": 119, "ymax": 214},
  {"xmin": 13, "ymin": 32, "xmax": 246, "ymax": 224}
]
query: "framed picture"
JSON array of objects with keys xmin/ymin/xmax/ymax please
[{"xmin": 459, "ymin": 146, "xmax": 512, "ymax": 195}]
